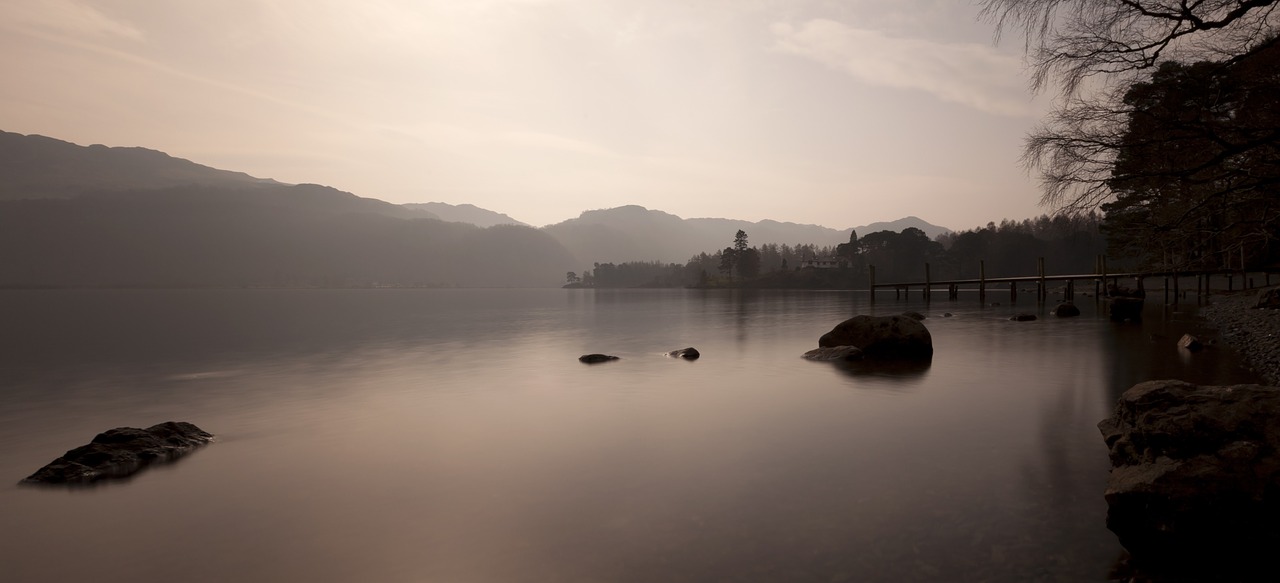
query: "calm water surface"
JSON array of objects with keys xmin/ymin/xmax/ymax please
[{"xmin": 0, "ymin": 289, "xmax": 1261, "ymax": 582}]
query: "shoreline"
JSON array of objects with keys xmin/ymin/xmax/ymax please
[{"xmin": 1198, "ymin": 289, "xmax": 1280, "ymax": 385}]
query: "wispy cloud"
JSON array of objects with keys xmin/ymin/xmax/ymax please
[
  {"xmin": 770, "ymin": 19, "xmax": 1031, "ymax": 117},
  {"xmin": 0, "ymin": 0, "xmax": 143, "ymax": 40}
]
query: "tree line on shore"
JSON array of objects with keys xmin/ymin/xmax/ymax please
[{"xmin": 566, "ymin": 212, "xmax": 1110, "ymax": 289}]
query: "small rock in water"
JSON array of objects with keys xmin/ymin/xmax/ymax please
[
  {"xmin": 943, "ymin": 312, "xmax": 953, "ymax": 318},
  {"xmin": 667, "ymin": 347, "xmax": 700, "ymax": 359},
  {"xmin": 22, "ymin": 421, "xmax": 213, "ymax": 485},
  {"xmin": 1010, "ymin": 313, "xmax": 1037, "ymax": 322},
  {"xmin": 579, "ymin": 354, "xmax": 619, "ymax": 364},
  {"xmin": 1178, "ymin": 333, "xmax": 1204, "ymax": 351}
]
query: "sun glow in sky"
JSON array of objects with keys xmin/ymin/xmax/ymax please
[{"xmin": 0, "ymin": 0, "xmax": 1052, "ymax": 230}]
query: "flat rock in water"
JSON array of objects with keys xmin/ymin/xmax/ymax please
[
  {"xmin": 1178, "ymin": 333, "xmax": 1204, "ymax": 351},
  {"xmin": 579, "ymin": 354, "xmax": 619, "ymax": 364},
  {"xmin": 1010, "ymin": 313, "xmax": 1037, "ymax": 321},
  {"xmin": 22, "ymin": 421, "xmax": 213, "ymax": 485},
  {"xmin": 803, "ymin": 346, "xmax": 864, "ymax": 361},
  {"xmin": 1098, "ymin": 380, "xmax": 1280, "ymax": 578}
]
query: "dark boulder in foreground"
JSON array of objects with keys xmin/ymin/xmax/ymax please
[
  {"xmin": 667, "ymin": 347, "xmax": 700, "ymax": 359},
  {"xmin": 818, "ymin": 315, "xmax": 932, "ymax": 360},
  {"xmin": 1053, "ymin": 303, "xmax": 1080, "ymax": 317},
  {"xmin": 579, "ymin": 354, "xmax": 619, "ymax": 364},
  {"xmin": 22, "ymin": 421, "xmax": 213, "ymax": 485},
  {"xmin": 1098, "ymin": 380, "xmax": 1280, "ymax": 578},
  {"xmin": 803, "ymin": 346, "xmax": 864, "ymax": 362}
]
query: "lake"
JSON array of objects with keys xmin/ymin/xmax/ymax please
[{"xmin": 0, "ymin": 288, "xmax": 1261, "ymax": 582}]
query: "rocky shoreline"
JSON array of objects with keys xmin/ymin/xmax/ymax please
[{"xmin": 1199, "ymin": 289, "xmax": 1280, "ymax": 385}]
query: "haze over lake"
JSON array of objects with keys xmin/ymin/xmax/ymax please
[{"xmin": 0, "ymin": 288, "xmax": 1259, "ymax": 582}]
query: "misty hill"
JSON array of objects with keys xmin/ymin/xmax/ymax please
[
  {"xmin": 404, "ymin": 202, "xmax": 527, "ymax": 227},
  {"xmin": 543, "ymin": 205, "xmax": 951, "ymax": 266},
  {"xmin": 0, "ymin": 185, "xmax": 574, "ymax": 288},
  {"xmin": 0, "ymin": 131, "xmax": 576, "ymax": 287},
  {"xmin": 0, "ymin": 130, "xmax": 440, "ymax": 221},
  {"xmin": 0, "ymin": 130, "xmax": 275, "ymax": 200},
  {"xmin": 853, "ymin": 216, "xmax": 950, "ymax": 240}
]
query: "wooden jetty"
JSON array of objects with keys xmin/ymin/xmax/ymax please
[{"xmin": 868, "ymin": 257, "xmax": 1278, "ymax": 305}]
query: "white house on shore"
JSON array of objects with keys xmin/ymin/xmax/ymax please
[{"xmin": 800, "ymin": 256, "xmax": 845, "ymax": 269}]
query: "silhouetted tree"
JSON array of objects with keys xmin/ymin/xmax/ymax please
[{"xmin": 980, "ymin": 0, "xmax": 1279, "ymax": 213}]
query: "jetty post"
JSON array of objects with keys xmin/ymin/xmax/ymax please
[
  {"xmin": 1037, "ymin": 257, "xmax": 1046, "ymax": 303},
  {"xmin": 979, "ymin": 260, "xmax": 986, "ymax": 303},
  {"xmin": 924, "ymin": 263, "xmax": 931, "ymax": 301},
  {"xmin": 1094, "ymin": 255, "xmax": 1102, "ymax": 298},
  {"xmin": 868, "ymin": 265, "xmax": 876, "ymax": 305}
]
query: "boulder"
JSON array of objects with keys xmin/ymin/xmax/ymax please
[
  {"xmin": 1255, "ymin": 285, "xmax": 1280, "ymax": 309},
  {"xmin": 802, "ymin": 346, "xmax": 864, "ymax": 362},
  {"xmin": 1098, "ymin": 380, "xmax": 1280, "ymax": 576},
  {"xmin": 817, "ymin": 315, "xmax": 932, "ymax": 360},
  {"xmin": 1010, "ymin": 313, "xmax": 1037, "ymax": 322},
  {"xmin": 1177, "ymin": 334, "xmax": 1204, "ymax": 352},
  {"xmin": 579, "ymin": 354, "xmax": 619, "ymax": 364},
  {"xmin": 667, "ymin": 347, "xmax": 700, "ymax": 359},
  {"xmin": 901, "ymin": 311, "xmax": 925, "ymax": 321},
  {"xmin": 22, "ymin": 421, "xmax": 213, "ymax": 485},
  {"xmin": 943, "ymin": 312, "xmax": 953, "ymax": 318},
  {"xmin": 1053, "ymin": 303, "xmax": 1081, "ymax": 317}
]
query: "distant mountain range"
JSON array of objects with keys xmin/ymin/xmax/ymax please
[
  {"xmin": 403, "ymin": 202, "xmax": 527, "ymax": 228},
  {"xmin": 542, "ymin": 205, "xmax": 950, "ymax": 266},
  {"xmin": 0, "ymin": 130, "xmax": 952, "ymax": 287}
]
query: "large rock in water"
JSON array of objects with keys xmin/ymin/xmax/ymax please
[
  {"xmin": 1098, "ymin": 380, "xmax": 1280, "ymax": 576},
  {"xmin": 817, "ymin": 315, "xmax": 932, "ymax": 359},
  {"xmin": 22, "ymin": 421, "xmax": 213, "ymax": 485}
]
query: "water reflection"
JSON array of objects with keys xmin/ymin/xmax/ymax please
[
  {"xmin": 825, "ymin": 358, "xmax": 932, "ymax": 387},
  {"xmin": 0, "ymin": 289, "xmax": 1266, "ymax": 583}
]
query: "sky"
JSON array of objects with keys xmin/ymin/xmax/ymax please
[{"xmin": 0, "ymin": 0, "xmax": 1055, "ymax": 230}]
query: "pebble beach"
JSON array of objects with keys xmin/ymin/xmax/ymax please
[{"xmin": 1200, "ymin": 289, "xmax": 1280, "ymax": 385}]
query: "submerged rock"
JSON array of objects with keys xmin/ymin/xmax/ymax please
[
  {"xmin": 817, "ymin": 315, "xmax": 932, "ymax": 360},
  {"xmin": 667, "ymin": 347, "xmax": 700, "ymax": 359},
  {"xmin": 579, "ymin": 354, "xmax": 619, "ymax": 364},
  {"xmin": 1110, "ymin": 297, "xmax": 1144, "ymax": 322},
  {"xmin": 802, "ymin": 346, "xmax": 864, "ymax": 361},
  {"xmin": 1052, "ymin": 303, "xmax": 1081, "ymax": 317},
  {"xmin": 1098, "ymin": 380, "xmax": 1280, "ymax": 577},
  {"xmin": 22, "ymin": 421, "xmax": 213, "ymax": 485},
  {"xmin": 1010, "ymin": 313, "xmax": 1037, "ymax": 322}
]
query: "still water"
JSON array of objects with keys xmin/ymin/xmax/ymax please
[{"xmin": 0, "ymin": 289, "xmax": 1261, "ymax": 582}]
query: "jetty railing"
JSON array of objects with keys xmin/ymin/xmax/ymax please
[{"xmin": 868, "ymin": 256, "xmax": 1278, "ymax": 305}]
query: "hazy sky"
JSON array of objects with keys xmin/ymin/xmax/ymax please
[{"xmin": 1, "ymin": 0, "xmax": 1054, "ymax": 230}]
